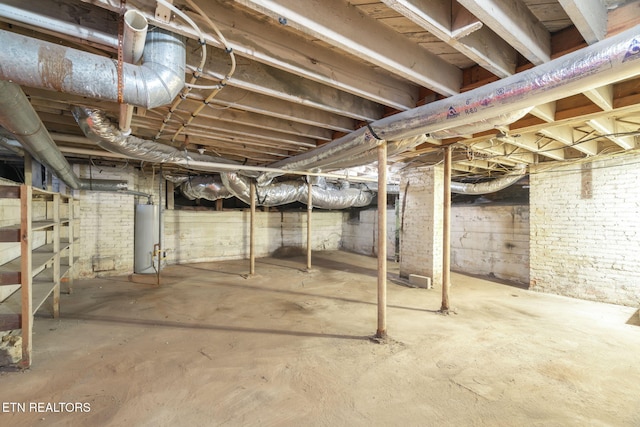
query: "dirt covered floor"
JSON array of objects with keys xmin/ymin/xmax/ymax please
[{"xmin": 1, "ymin": 251, "xmax": 640, "ymax": 426}]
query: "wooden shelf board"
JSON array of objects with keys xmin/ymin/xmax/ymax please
[
  {"xmin": 0, "ymin": 186, "xmax": 20, "ymax": 199},
  {"xmin": 32, "ymin": 220, "xmax": 57, "ymax": 231}
]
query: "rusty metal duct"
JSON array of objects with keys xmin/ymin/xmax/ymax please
[
  {"xmin": 0, "ymin": 28, "xmax": 185, "ymax": 109},
  {"xmin": 256, "ymin": 25, "xmax": 640, "ymax": 185}
]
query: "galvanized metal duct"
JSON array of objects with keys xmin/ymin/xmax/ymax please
[
  {"xmin": 0, "ymin": 28, "xmax": 185, "ymax": 109},
  {"xmin": 221, "ymin": 172, "xmax": 374, "ymax": 208},
  {"xmin": 451, "ymin": 164, "xmax": 527, "ymax": 195},
  {"xmin": 0, "ymin": 81, "xmax": 128, "ymax": 191},
  {"xmin": 256, "ymin": 25, "xmax": 640, "ymax": 184}
]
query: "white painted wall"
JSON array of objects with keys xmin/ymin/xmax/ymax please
[
  {"xmin": 166, "ymin": 209, "xmax": 343, "ymax": 264},
  {"xmin": 530, "ymin": 154, "xmax": 640, "ymax": 306},
  {"xmin": 451, "ymin": 204, "xmax": 529, "ymax": 284},
  {"xmin": 341, "ymin": 208, "xmax": 397, "ymax": 259},
  {"xmin": 398, "ymin": 166, "xmax": 443, "ymax": 286},
  {"xmin": 74, "ymin": 164, "xmax": 344, "ymax": 276}
]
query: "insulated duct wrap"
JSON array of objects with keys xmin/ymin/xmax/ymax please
[
  {"xmin": 72, "ymin": 108, "xmax": 247, "ymax": 173},
  {"xmin": 451, "ymin": 165, "xmax": 527, "ymax": 195},
  {"xmin": 180, "ymin": 176, "xmax": 232, "ymax": 200},
  {"xmin": 255, "ymin": 25, "xmax": 640, "ymax": 184},
  {"xmin": 428, "ymin": 109, "xmax": 532, "ymax": 139},
  {"xmin": 221, "ymin": 173, "xmax": 374, "ymax": 208},
  {"xmin": 73, "ymin": 109, "xmax": 374, "ymax": 208},
  {"xmin": 0, "ymin": 28, "xmax": 185, "ymax": 109}
]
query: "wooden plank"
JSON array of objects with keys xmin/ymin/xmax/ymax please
[
  {"xmin": 0, "ymin": 227, "xmax": 20, "ymax": 242},
  {"xmin": 0, "ymin": 272, "xmax": 21, "ymax": 286},
  {"xmin": 233, "ymin": 0, "xmax": 461, "ymax": 96},
  {"xmin": 20, "ymin": 184, "xmax": 32, "ymax": 367},
  {"xmin": 32, "ymin": 282, "xmax": 56, "ymax": 316},
  {"xmin": 0, "ymin": 186, "xmax": 20, "ymax": 198},
  {"xmin": 0, "ymin": 314, "xmax": 21, "ymax": 331},
  {"xmin": 458, "ymin": 0, "xmax": 550, "ymax": 64},
  {"xmin": 558, "ymin": 0, "xmax": 606, "ymax": 44},
  {"xmin": 32, "ymin": 220, "xmax": 56, "ymax": 231}
]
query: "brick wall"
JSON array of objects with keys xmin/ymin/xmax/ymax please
[
  {"xmin": 530, "ymin": 154, "xmax": 640, "ymax": 306},
  {"xmin": 398, "ymin": 166, "xmax": 443, "ymax": 286},
  {"xmin": 165, "ymin": 209, "xmax": 343, "ymax": 264},
  {"xmin": 75, "ymin": 164, "xmax": 161, "ymax": 277},
  {"xmin": 341, "ymin": 208, "xmax": 397, "ymax": 259},
  {"xmin": 451, "ymin": 204, "xmax": 529, "ymax": 284}
]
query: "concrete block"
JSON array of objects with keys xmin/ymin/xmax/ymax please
[{"xmin": 409, "ymin": 274, "xmax": 432, "ymax": 289}]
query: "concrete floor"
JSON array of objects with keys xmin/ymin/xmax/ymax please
[{"xmin": 1, "ymin": 251, "xmax": 640, "ymax": 426}]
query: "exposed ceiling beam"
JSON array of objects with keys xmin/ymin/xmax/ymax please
[
  {"xmin": 78, "ymin": 0, "xmax": 420, "ymax": 111},
  {"xmin": 185, "ymin": 90, "xmax": 356, "ymax": 133},
  {"xmin": 498, "ymin": 134, "xmax": 565, "ymax": 161},
  {"xmin": 540, "ymin": 125, "xmax": 598, "ymax": 156},
  {"xmin": 457, "ymin": 0, "xmax": 551, "ymax": 65},
  {"xmin": 587, "ymin": 117, "xmax": 636, "ymax": 150},
  {"xmin": 583, "ymin": 85, "xmax": 614, "ymax": 111},
  {"xmin": 381, "ymin": 0, "xmax": 517, "ymax": 77},
  {"xmin": 232, "ymin": 0, "xmax": 462, "ymax": 96},
  {"xmin": 558, "ymin": 0, "xmax": 607, "ymax": 44},
  {"xmin": 187, "ymin": 49, "xmax": 384, "ymax": 121}
]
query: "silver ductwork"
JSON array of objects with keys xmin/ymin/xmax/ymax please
[
  {"xmin": 0, "ymin": 81, "xmax": 128, "ymax": 191},
  {"xmin": 0, "ymin": 28, "xmax": 185, "ymax": 109},
  {"xmin": 256, "ymin": 25, "xmax": 640, "ymax": 184},
  {"xmin": 451, "ymin": 164, "xmax": 527, "ymax": 195},
  {"xmin": 180, "ymin": 176, "xmax": 233, "ymax": 201},
  {"xmin": 73, "ymin": 108, "xmax": 245, "ymax": 172},
  {"xmin": 75, "ymin": 108, "xmax": 374, "ymax": 207},
  {"xmin": 221, "ymin": 172, "xmax": 374, "ymax": 209}
]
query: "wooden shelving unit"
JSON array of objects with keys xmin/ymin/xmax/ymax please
[{"xmin": 0, "ymin": 184, "xmax": 76, "ymax": 367}]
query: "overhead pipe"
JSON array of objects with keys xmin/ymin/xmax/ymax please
[
  {"xmin": 221, "ymin": 172, "xmax": 374, "ymax": 209},
  {"xmin": 451, "ymin": 164, "xmax": 527, "ymax": 195},
  {"xmin": 0, "ymin": 81, "xmax": 128, "ymax": 192},
  {"xmin": 119, "ymin": 10, "xmax": 149, "ymax": 134},
  {"xmin": 0, "ymin": 27, "xmax": 185, "ymax": 109},
  {"xmin": 73, "ymin": 107, "xmax": 251, "ymax": 173},
  {"xmin": 178, "ymin": 175, "xmax": 233, "ymax": 201},
  {"xmin": 255, "ymin": 25, "xmax": 640, "ymax": 184}
]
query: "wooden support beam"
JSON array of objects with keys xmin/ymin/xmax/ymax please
[
  {"xmin": 306, "ymin": 179, "xmax": 312, "ymax": 271},
  {"xmin": 249, "ymin": 181, "xmax": 256, "ymax": 276},
  {"xmin": 20, "ymin": 184, "xmax": 33, "ymax": 368},
  {"xmin": 376, "ymin": 141, "xmax": 388, "ymax": 339},
  {"xmin": 441, "ymin": 147, "xmax": 451, "ymax": 313}
]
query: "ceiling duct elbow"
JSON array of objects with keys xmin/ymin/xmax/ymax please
[
  {"xmin": 0, "ymin": 28, "xmax": 185, "ymax": 109},
  {"xmin": 451, "ymin": 165, "xmax": 527, "ymax": 195}
]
